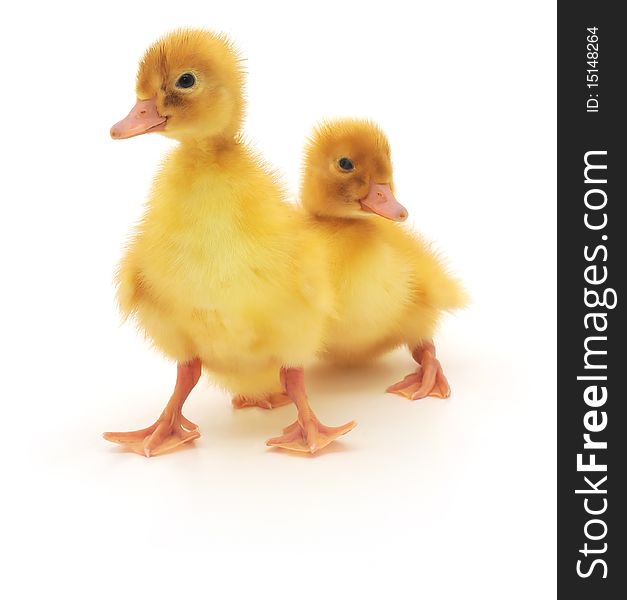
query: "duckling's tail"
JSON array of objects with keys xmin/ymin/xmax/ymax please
[
  {"xmin": 427, "ymin": 272, "xmax": 469, "ymax": 312},
  {"xmin": 415, "ymin": 242, "xmax": 469, "ymax": 312}
]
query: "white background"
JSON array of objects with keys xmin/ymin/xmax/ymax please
[{"xmin": 0, "ymin": 1, "xmax": 556, "ymax": 598}]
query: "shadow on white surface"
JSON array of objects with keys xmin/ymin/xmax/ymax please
[{"xmin": 1, "ymin": 0, "xmax": 556, "ymax": 596}]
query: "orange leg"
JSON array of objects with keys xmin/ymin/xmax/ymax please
[
  {"xmin": 386, "ymin": 340, "xmax": 451, "ymax": 400},
  {"xmin": 103, "ymin": 359, "xmax": 202, "ymax": 457},
  {"xmin": 232, "ymin": 392, "xmax": 291, "ymax": 410},
  {"xmin": 266, "ymin": 367, "xmax": 356, "ymax": 454}
]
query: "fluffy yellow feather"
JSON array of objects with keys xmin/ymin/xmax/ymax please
[
  {"xmin": 301, "ymin": 119, "xmax": 467, "ymax": 398},
  {"xmin": 105, "ymin": 30, "xmax": 354, "ymax": 456}
]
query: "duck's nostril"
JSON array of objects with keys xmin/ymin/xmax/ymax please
[
  {"xmin": 140, "ymin": 110, "xmax": 147, "ymax": 115},
  {"xmin": 377, "ymin": 192, "xmax": 383, "ymax": 198}
]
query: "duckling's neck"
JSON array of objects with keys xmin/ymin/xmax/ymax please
[
  {"xmin": 178, "ymin": 135, "xmax": 239, "ymax": 162},
  {"xmin": 159, "ymin": 134, "xmax": 287, "ymax": 232},
  {"xmin": 312, "ymin": 213, "xmax": 380, "ymax": 231}
]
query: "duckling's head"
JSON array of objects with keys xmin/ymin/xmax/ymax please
[
  {"xmin": 301, "ymin": 119, "xmax": 408, "ymax": 222},
  {"xmin": 111, "ymin": 29, "xmax": 245, "ymax": 142}
]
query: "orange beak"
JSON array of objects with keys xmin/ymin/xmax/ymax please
[
  {"xmin": 360, "ymin": 183, "xmax": 408, "ymax": 222},
  {"xmin": 110, "ymin": 99, "xmax": 167, "ymax": 140}
]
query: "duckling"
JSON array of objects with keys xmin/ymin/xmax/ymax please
[
  {"xmin": 104, "ymin": 30, "xmax": 355, "ymax": 456},
  {"xmin": 301, "ymin": 119, "xmax": 467, "ymax": 399}
]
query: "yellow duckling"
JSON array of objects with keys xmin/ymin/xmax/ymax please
[
  {"xmin": 301, "ymin": 119, "xmax": 467, "ymax": 398},
  {"xmin": 104, "ymin": 30, "xmax": 355, "ymax": 456}
]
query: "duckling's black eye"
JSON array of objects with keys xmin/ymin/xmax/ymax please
[
  {"xmin": 176, "ymin": 73, "xmax": 196, "ymax": 89},
  {"xmin": 338, "ymin": 157, "xmax": 354, "ymax": 171}
]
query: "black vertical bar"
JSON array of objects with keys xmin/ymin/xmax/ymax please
[{"xmin": 558, "ymin": 1, "xmax": 626, "ymax": 597}]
